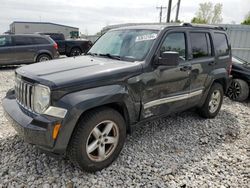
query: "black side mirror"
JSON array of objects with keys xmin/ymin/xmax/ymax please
[{"xmin": 157, "ymin": 51, "xmax": 179, "ymax": 66}]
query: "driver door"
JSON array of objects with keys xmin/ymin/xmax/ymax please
[{"xmin": 141, "ymin": 31, "xmax": 192, "ymax": 119}]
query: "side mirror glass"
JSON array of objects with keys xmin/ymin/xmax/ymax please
[{"xmin": 157, "ymin": 51, "xmax": 179, "ymax": 66}]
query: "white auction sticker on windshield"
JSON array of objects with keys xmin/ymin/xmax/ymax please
[{"xmin": 135, "ymin": 33, "xmax": 158, "ymax": 42}]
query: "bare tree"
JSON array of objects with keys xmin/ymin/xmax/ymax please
[
  {"xmin": 191, "ymin": 2, "xmax": 223, "ymax": 24},
  {"xmin": 211, "ymin": 3, "xmax": 223, "ymax": 24}
]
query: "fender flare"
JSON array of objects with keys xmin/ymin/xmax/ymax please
[
  {"xmin": 52, "ymin": 84, "xmax": 140, "ymax": 153},
  {"xmin": 198, "ymin": 68, "xmax": 230, "ymax": 108}
]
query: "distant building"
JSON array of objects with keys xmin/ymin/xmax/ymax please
[{"xmin": 9, "ymin": 21, "xmax": 79, "ymax": 39}]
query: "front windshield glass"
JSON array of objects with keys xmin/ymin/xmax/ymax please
[{"xmin": 88, "ymin": 29, "xmax": 159, "ymax": 61}]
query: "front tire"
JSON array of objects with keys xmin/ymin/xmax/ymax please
[
  {"xmin": 67, "ymin": 108, "xmax": 126, "ymax": 172},
  {"xmin": 227, "ymin": 78, "xmax": 249, "ymax": 102},
  {"xmin": 198, "ymin": 83, "xmax": 224, "ymax": 118}
]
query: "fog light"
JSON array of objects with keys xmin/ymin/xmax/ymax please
[{"xmin": 53, "ymin": 123, "xmax": 61, "ymax": 140}]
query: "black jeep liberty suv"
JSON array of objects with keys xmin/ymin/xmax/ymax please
[{"xmin": 3, "ymin": 23, "xmax": 232, "ymax": 172}]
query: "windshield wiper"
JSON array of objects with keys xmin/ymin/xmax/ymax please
[
  {"xmin": 86, "ymin": 52, "xmax": 98, "ymax": 56},
  {"xmin": 98, "ymin": 53, "xmax": 121, "ymax": 60}
]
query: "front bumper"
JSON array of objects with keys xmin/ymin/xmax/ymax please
[{"xmin": 3, "ymin": 90, "xmax": 62, "ymax": 152}]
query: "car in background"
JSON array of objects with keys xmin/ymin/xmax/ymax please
[
  {"xmin": 227, "ymin": 56, "xmax": 250, "ymax": 101},
  {"xmin": 0, "ymin": 34, "xmax": 59, "ymax": 65},
  {"xmin": 38, "ymin": 33, "xmax": 92, "ymax": 57}
]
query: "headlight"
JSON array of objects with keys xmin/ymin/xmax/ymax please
[{"xmin": 33, "ymin": 84, "xmax": 50, "ymax": 114}]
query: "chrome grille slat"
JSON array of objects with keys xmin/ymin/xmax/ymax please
[
  {"xmin": 15, "ymin": 77, "xmax": 34, "ymax": 112},
  {"xmin": 22, "ymin": 82, "xmax": 25, "ymax": 105},
  {"xmin": 27, "ymin": 85, "xmax": 31, "ymax": 108},
  {"xmin": 31, "ymin": 86, "xmax": 34, "ymax": 110},
  {"xmin": 18, "ymin": 81, "xmax": 21, "ymax": 101}
]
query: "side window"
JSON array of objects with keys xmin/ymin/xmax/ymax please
[
  {"xmin": 190, "ymin": 32, "xmax": 211, "ymax": 59},
  {"xmin": 14, "ymin": 36, "xmax": 33, "ymax": 46},
  {"xmin": 49, "ymin": 34, "xmax": 64, "ymax": 41},
  {"xmin": 32, "ymin": 37, "xmax": 50, "ymax": 45},
  {"xmin": 0, "ymin": 36, "xmax": 11, "ymax": 47},
  {"xmin": 160, "ymin": 32, "xmax": 186, "ymax": 60},
  {"xmin": 214, "ymin": 33, "xmax": 229, "ymax": 56}
]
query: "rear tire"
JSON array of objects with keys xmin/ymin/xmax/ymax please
[
  {"xmin": 36, "ymin": 54, "xmax": 51, "ymax": 62},
  {"xmin": 67, "ymin": 107, "xmax": 126, "ymax": 172},
  {"xmin": 69, "ymin": 48, "xmax": 82, "ymax": 57},
  {"xmin": 227, "ymin": 78, "xmax": 249, "ymax": 102},
  {"xmin": 197, "ymin": 83, "xmax": 224, "ymax": 118}
]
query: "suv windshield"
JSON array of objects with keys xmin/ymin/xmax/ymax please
[{"xmin": 88, "ymin": 29, "xmax": 159, "ymax": 62}]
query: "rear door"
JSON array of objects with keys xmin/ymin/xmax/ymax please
[
  {"xmin": 12, "ymin": 36, "xmax": 37, "ymax": 63},
  {"xmin": 212, "ymin": 32, "xmax": 231, "ymax": 71},
  {"xmin": 0, "ymin": 35, "xmax": 15, "ymax": 65},
  {"xmin": 187, "ymin": 31, "xmax": 215, "ymax": 106}
]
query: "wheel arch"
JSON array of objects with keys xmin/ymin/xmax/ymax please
[
  {"xmin": 198, "ymin": 71, "xmax": 229, "ymax": 108},
  {"xmin": 52, "ymin": 85, "xmax": 140, "ymax": 154},
  {"xmin": 35, "ymin": 51, "xmax": 52, "ymax": 62}
]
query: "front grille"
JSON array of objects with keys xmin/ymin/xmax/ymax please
[{"xmin": 15, "ymin": 77, "xmax": 34, "ymax": 111}]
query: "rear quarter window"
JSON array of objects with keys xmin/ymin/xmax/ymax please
[
  {"xmin": 49, "ymin": 34, "xmax": 64, "ymax": 41},
  {"xmin": 32, "ymin": 37, "xmax": 50, "ymax": 45},
  {"xmin": 213, "ymin": 33, "xmax": 229, "ymax": 56},
  {"xmin": 14, "ymin": 36, "xmax": 33, "ymax": 46}
]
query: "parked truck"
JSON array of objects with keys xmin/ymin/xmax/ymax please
[{"xmin": 39, "ymin": 33, "xmax": 92, "ymax": 57}]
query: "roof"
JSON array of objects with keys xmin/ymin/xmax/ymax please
[
  {"xmin": 11, "ymin": 21, "xmax": 78, "ymax": 30},
  {"xmin": 110, "ymin": 23, "xmax": 225, "ymax": 31},
  {"xmin": 1, "ymin": 33, "xmax": 49, "ymax": 38},
  {"xmin": 113, "ymin": 24, "xmax": 178, "ymax": 31}
]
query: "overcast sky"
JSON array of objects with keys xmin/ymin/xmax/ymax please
[{"xmin": 1, "ymin": 0, "xmax": 249, "ymax": 35}]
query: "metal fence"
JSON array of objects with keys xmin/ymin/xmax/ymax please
[{"xmin": 220, "ymin": 24, "xmax": 250, "ymax": 63}]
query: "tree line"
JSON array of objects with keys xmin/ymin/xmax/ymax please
[{"xmin": 191, "ymin": 2, "xmax": 250, "ymax": 25}]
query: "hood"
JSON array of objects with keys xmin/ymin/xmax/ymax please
[
  {"xmin": 232, "ymin": 61, "xmax": 250, "ymax": 71},
  {"xmin": 16, "ymin": 55, "xmax": 142, "ymax": 90}
]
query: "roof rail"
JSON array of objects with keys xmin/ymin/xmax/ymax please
[
  {"xmin": 181, "ymin": 23, "xmax": 225, "ymax": 30},
  {"xmin": 181, "ymin": 23, "xmax": 193, "ymax": 27}
]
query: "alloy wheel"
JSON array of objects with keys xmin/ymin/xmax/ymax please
[
  {"xmin": 227, "ymin": 81, "xmax": 241, "ymax": 100},
  {"xmin": 86, "ymin": 120, "xmax": 119, "ymax": 162},
  {"xmin": 39, "ymin": 56, "xmax": 50, "ymax": 62},
  {"xmin": 71, "ymin": 49, "xmax": 81, "ymax": 56},
  {"xmin": 208, "ymin": 90, "xmax": 221, "ymax": 113}
]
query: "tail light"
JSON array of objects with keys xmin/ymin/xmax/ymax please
[{"xmin": 53, "ymin": 43, "xmax": 58, "ymax": 50}]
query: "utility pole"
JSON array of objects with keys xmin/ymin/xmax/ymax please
[
  {"xmin": 175, "ymin": 0, "xmax": 181, "ymax": 22},
  {"xmin": 166, "ymin": 0, "xmax": 172, "ymax": 23},
  {"xmin": 156, "ymin": 6, "xmax": 167, "ymax": 23}
]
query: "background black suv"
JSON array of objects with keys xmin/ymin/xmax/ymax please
[
  {"xmin": 3, "ymin": 24, "xmax": 232, "ymax": 172},
  {"xmin": 0, "ymin": 34, "xmax": 59, "ymax": 65}
]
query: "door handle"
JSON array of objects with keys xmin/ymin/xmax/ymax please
[
  {"xmin": 208, "ymin": 61, "xmax": 216, "ymax": 65},
  {"xmin": 180, "ymin": 65, "xmax": 192, "ymax": 71}
]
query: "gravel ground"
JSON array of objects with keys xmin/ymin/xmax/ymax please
[{"xmin": 0, "ymin": 67, "xmax": 249, "ymax": 188}]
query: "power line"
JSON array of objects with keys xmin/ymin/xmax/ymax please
[{"xmin": 156, "ymin": 6, "xmax": 167, "ymax": 23}]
